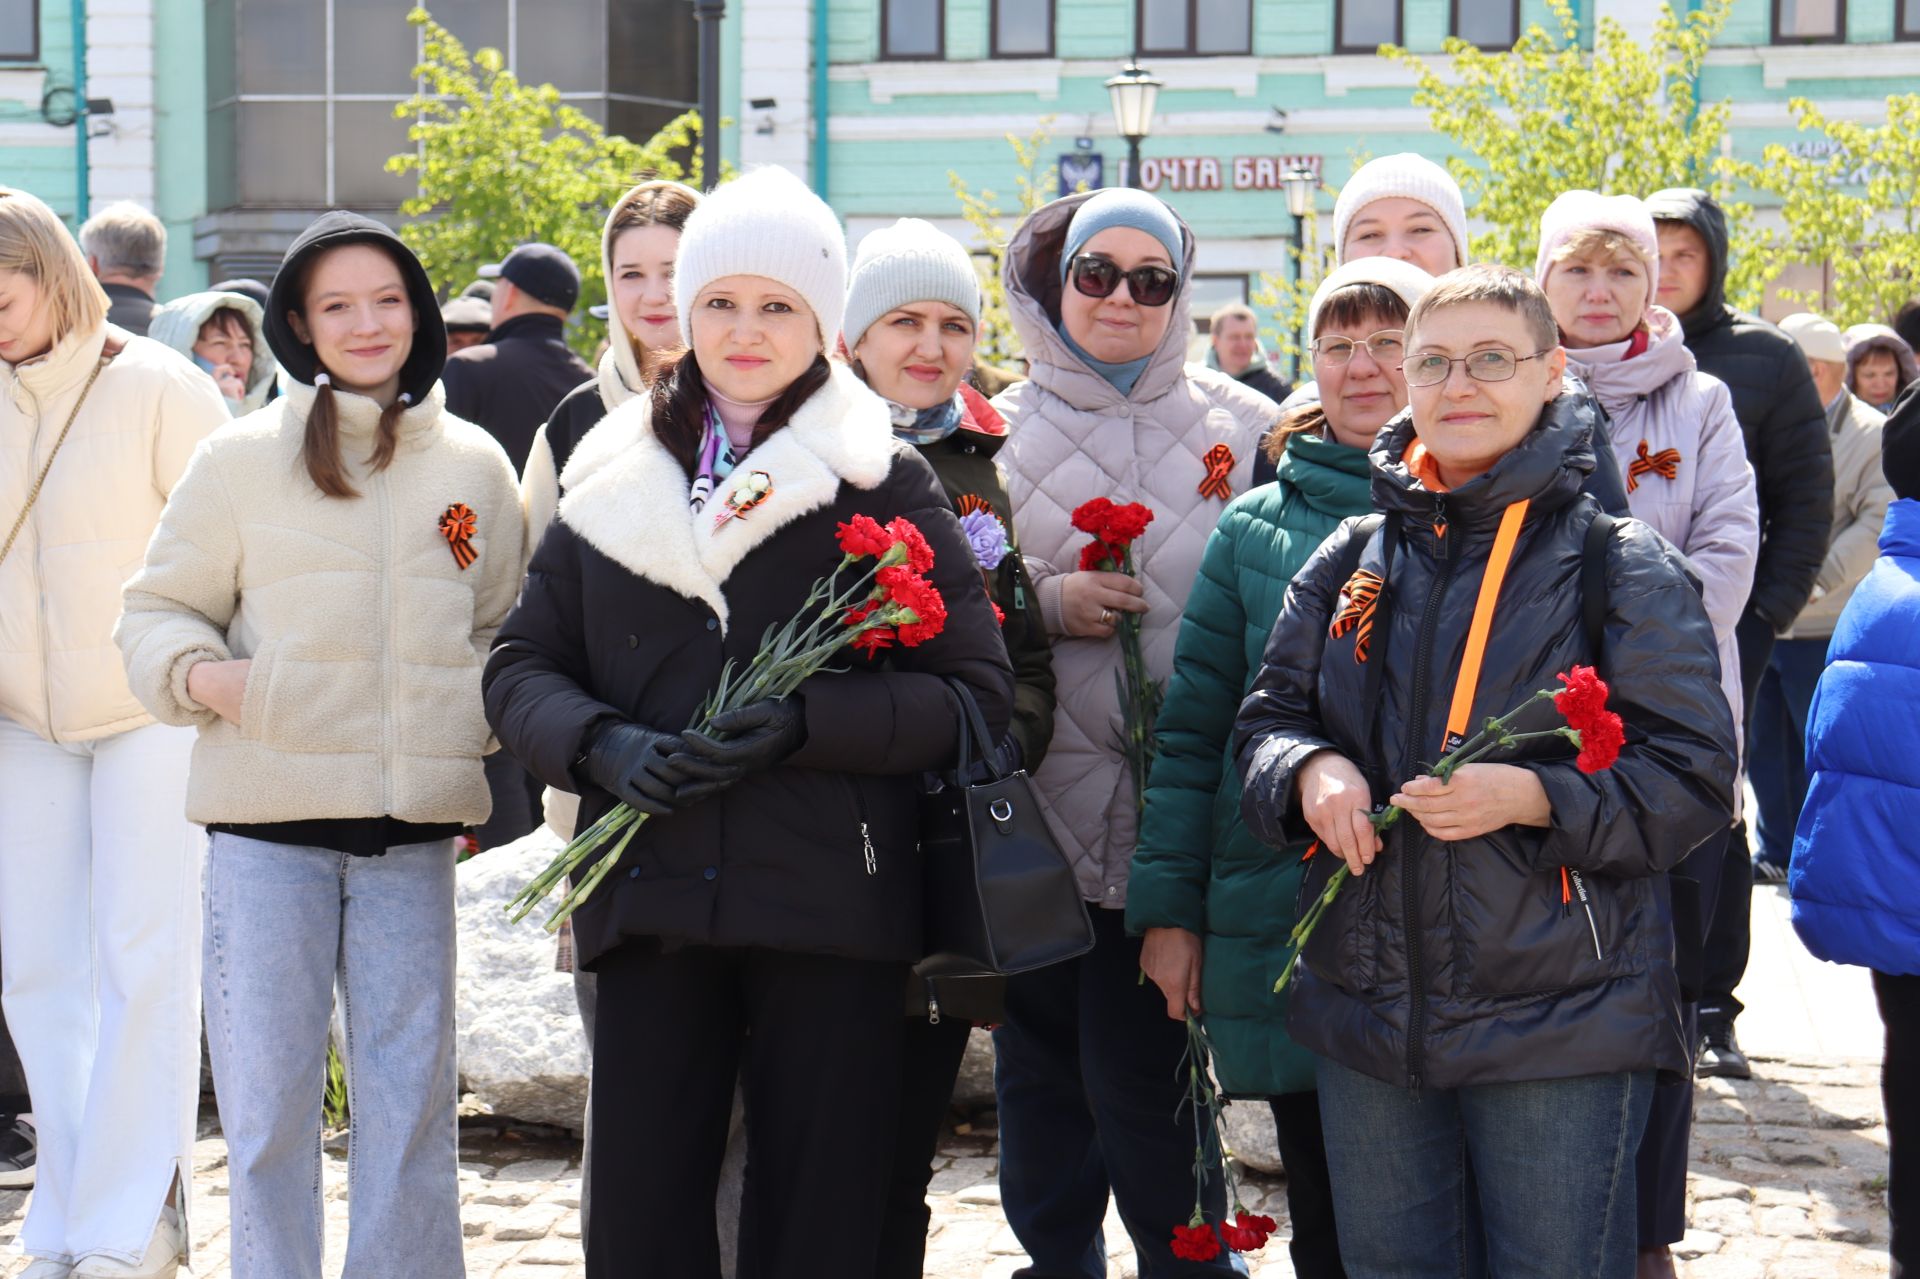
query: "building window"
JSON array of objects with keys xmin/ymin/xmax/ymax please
[
  {"xmin": 1335, "ymin": 0, "xmax": 1400, "ymax": 53},
  {"xmin": 1772, "ymin": 0, "xmax": 1844, "ymax": 42},
  {"xmin": 1139, "ymin": 0, "xmax": 1251, "ymax": 55},
  {"xmin": 882, "ymin": 0, "xmax": 944, "ymax": 59},
  {"xmin": 1899, "ymin": 0, "xmax": 1919, "ymax": 38},
  {"xmin": 993, "ymin": 0, "xmax": 1052, "ymax": 56},
  {"xmin": 1451, "ymin": 0, "xmax": 1517, "ymax": 49},
  {"xmin": 1, "ymin": 0, "xmax": 38, "ymax": 61}
]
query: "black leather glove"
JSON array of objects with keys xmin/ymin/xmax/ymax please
[
  {"xmin": 967, "ymin": 735, "xmax": 1024, "ymax": 785},
  {"xmin": 675, "ymin": 697, "xmax": 808, "ymax": 797},
  {"xmin": 579, "ymin": 722, "xmax": 699, "ymax": 817}
]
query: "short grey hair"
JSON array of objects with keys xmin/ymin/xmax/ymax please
[
  {"xmin": 1210, "ymin": 302, "xmax": 1258, "ymax": 332},
  {"xmin": 78, "ymin": 201, "xmax": 167, "ymax": 277}
]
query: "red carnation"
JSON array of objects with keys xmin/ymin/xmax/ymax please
[
  {"xmin": 850, "ymin": 625, "xmax": 896, "ymax": 655},
  {"xmin": 878, "ymin": 568, "xmax": 947, "ymax": 647},
  {"xmin": 1170, "ymin": 1223, "xmax": 1222, "ymax": 1262},
  {"xmin": 885, "ymin": 517, "xmax": 936, "ymax": 573},
  {"xmin": 1554, "ymin": 665, "xmax": 1625, "ymax": 773},
  {"xmin": 1573, "ymin": 710, "xmax": 1626, "ymax": 773},
  {"xmin": 992, "ymin": 600, "xmax": 1006, "ymax": 626},
  {"xmin": 1079, "ymin": 541, "xmax": 1118, "ymax": 573},
  {"xmin": 1071, "ymin": 497, "xmax": 1116, "ymax": 536},
  {"xmin": 1102, "ymin": 501, "xmax": 1154, "ymax": 546},
  {"xmin": 1554, "ymin": 665, "xmax": 1610, "ymax": 725},
  {"xmin": 1219, "ymin": 1211, "xmax": 1277, "ymax": 1253},
  {"xmin": 836, "ymin": 514, "xmax": 893, "ymax": 559}
]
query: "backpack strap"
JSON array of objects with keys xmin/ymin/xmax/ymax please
[
  {"xmin": 1581, "ymin": 512, "xmax": 1616, "ymax": 665},
  {"xmin": 1330, "ymin": 512, "xmax": 1385, "ymax": 591}
]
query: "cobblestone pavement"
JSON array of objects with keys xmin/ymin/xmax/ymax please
[{"xmin": 1, "ymin": 889, "xmax": 1895, "ymax": 1277}]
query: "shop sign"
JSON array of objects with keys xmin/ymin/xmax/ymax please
[{"xmin": 1109, "ymin": 153, "xmax": 1323, "ymax": 194}]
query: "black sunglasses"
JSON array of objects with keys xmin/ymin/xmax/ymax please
[{"xmin": 1067, "ymin": 254, "xmax": 1180, "ymax": 308}]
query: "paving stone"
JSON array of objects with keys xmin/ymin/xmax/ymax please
[
  {"xmin": 492, "ymin": 1201, "xmax": 568, "ymax": 1241},
  {"xmin": 1756, "ymin": 1204, "xmax": 1818, "ymax": 1238},
  {"xmin": 495, "ymin": 1159, "xmax": 572, "ymax": 1183}
]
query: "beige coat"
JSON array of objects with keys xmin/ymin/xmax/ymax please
[
  {"xmin": 116, "ymin": 381, "xmax": 524, "ymax": 826},
  {"xmin": 1782, "ymin": 391, "xmax": 1894, "ymax": 640},
  {"xmin": 0, "ymin": 323, "xmax": 227, "ymax": 743},
  {"xmin": 993, "ymin": 193, "xmax": 1279, "ymax": 908}
]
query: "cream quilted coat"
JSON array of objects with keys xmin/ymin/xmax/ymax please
[
  {"xmin": 0, "ymin": 323, "xmax": 227, "ymax": 743},
  {"xmin": 993, "ymin": 193, "xmax": 1280, "ymax": 908}
]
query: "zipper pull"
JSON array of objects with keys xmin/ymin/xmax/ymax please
[
  {"xmin": 861, "ymin": 821, "xmax": 876, "ymax": 875},
  {"xmin": 927, "ymin": 987, "xmax": 942, "ymax": 1025},
  {"xmin": 1569, "ymin": 869, "xmax": 1604, "ymax": 960},
  {"xmin": 1560, "ymin": 866, "xmax": 1572, "ymax": 917},
  {"xmin": 1432, "ymin": 494, "xmax": 1448, "ymax": 541}
]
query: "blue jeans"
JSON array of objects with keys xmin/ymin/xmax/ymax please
[
  {"xmin": 1749, "ymin": 636, "xmax": 1829, "ymax": 868},
  {"xmin": 203, "ymin": 833, "xmax": 463, "ymax": 1279},
  {"xmin": 1316, "ymin": 1058, "xmax": 1652, "ymax": 1279}
]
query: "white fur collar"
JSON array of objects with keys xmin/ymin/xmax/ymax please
[{"xmin": 558, "ymin": 362, "xmax": 895, "ymax": 633}]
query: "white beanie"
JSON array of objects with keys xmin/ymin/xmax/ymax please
[
  {"xmin": 1533, "ymin": 190, "xmax": 1660, "ymax": 285},
  {"xmin": 1307, "ymin": 256, "xmax": 1436, "ymax": 337},
  {"xmin": 842, "ymin": 219, "xmax": 983, "ymax": 351},
  {"xmin": 673, "ymin": 166, "xmax": 848, "ymax": 349},
  {"xmin": 1780, "ymin": 313, "xmax": 1847, "ymax": 366},
  {"xmin": 1332, "ymin": 154, "xmax": 1470, "ymax": 269}
]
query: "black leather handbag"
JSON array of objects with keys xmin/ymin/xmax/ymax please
[{"xmin": 917, "ymin": 679, "xmax": 1095, "ymax": 979}]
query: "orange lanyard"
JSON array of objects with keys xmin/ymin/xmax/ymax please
[{"xmin": 1440, "ymin": 499, "xmax": 1530, "ymax": 753}]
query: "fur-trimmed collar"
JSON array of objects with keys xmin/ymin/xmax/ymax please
[{"xmin": 558, "ymin": 362, "xmax": 896, "ymax": 633}]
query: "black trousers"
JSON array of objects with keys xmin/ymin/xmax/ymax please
[
  {"xmin": 1702, "ymin": 610, "xmax": 1776, "ymax": 1024},
  {"xmin": 875, "ymin": 1012, "xmax": 973, "ymax": 1278},
  {"xmin": 1270, "ymin": 1092, "xmax": 1347, "ymax": 1278},
  {"xmin": 1877, "ymin": 970, "xmax": 1919, "ymax": 1279},
  {"xmin": 0, "ymin": 941, "xmax": 24, "ymax": 1114},
  {"xmin": 586, "ymin": 941, "xmax": 908, "ymax": 1279}
]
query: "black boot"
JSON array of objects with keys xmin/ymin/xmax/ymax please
[{"xmin": 1697, "ymin": 1020, "xmax": 1752, "ymax": 1080}]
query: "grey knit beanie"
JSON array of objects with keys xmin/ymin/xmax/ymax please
[
  {"xmin": 842, "ymin": 218, "xmax": 983, "ymax": 351},
  {"xmin": 673, "ymin": 166, "xmax": 848, "ymax": 349}
]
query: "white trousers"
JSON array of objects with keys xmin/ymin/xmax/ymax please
[{"xmin": 0, "ymin": 717, "xmax": 201, "ymax": 1266}]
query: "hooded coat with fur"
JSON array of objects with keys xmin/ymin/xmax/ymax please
[
  {"xmin": 991, "ymin": 191, "xmax": 1277, "ymax": 909},
  {"xmin": 148, "ymin": 290, "xmax": 278, "ymax": 415},
  {"xmin": 482, "ymin": 363, "xmax": 1015, "ymax": 968}
]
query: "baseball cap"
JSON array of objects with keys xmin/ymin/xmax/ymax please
[
  {"xmin": 442, "ymin": 295, "xmax": 493, "ymax": 332},
  {"xmin": 478, "ymin": 242, "xmax": 582, "ymax": 312}
]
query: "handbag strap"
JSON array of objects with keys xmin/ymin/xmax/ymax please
[
  {"xmin": 1, "ymin": 337, "xmax": 122, "ymax": 570},
  {"xmin": 941, "ymin": 677, "xmax": 1000, "ymax": 780}
]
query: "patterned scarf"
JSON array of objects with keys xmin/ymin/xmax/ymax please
[
  {"xmin": 689, "ymin": 402, "xmax": 740, "ymax": 511},
  {"xmin": 888, "ymin": 393, "xmax": 966, "ymax": 446}
]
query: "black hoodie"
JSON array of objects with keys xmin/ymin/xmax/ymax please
[
  {"xmin": 1644, "ymin": 189, "xmax": 1833, "ymax": 695},
  {"xmin": 264, "ymin": 211, "xmax": 448, "ymax": 402}
]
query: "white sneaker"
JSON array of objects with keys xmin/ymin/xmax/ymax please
[
  {"xmin": 21, "ymin": 1259, "xmax": 74, "ymax": 1279},
  {"xmin": 71, "ymin": 1207, "xmax": 183, "ymax": 1279}
]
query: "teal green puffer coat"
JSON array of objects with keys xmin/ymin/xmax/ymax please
[{"xmin": 1127, "ymin": 428, "xmax": 1372, "ymax": 1097}]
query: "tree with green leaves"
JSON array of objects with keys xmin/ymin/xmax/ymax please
[
  {"xmin": 1383, "ymin": 0, "xmax": 1770, "ymax": 309},
  {"xmin": 1728, "ymin": 94, "xmax": 1920, "ymax": 328},
  {"xmin": 386, "ymin": 5, "xmax": 703, "ymax": 356},
  {"xmin": 949, "ymin": 123, "xmax": 1061, "ymax": 368}
]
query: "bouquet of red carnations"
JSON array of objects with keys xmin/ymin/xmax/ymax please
[
  {"xmin": 506, "ymin": 515, "xmax": 949, "ymax": 931},
  {"xmin": 1170, "ymin": 1014, "xmax": 1278, "ymax": 1262},
  {"xmin": 1071, "ymin": 498, "xmax": 1159, "ymax": 812}
]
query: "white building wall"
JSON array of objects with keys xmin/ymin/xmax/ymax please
[
  {"xmin": 736, "ymin": 0, "xmax": 812, "ymax": 179},
  {"xmin": 85, "ymin": 0, "xmax": 156, "ymax": 210}
]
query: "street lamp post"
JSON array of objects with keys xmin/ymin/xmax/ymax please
[
  {"xmin": 1105, "ymin": 61, "xmax": 1163, "ymax": 189},
  {"xmin": 693, "ymin": 0, "xmax": 725, "ymax": 186},
  {"xmin": 1282, "ymin": 164, "xmax": 1318, "ymax": 377}
]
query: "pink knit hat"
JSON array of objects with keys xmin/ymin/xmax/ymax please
[{"xmin": 1533, "ymin": 191, "xmax": 1660, "ymax": 285}]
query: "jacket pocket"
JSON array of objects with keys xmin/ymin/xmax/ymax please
[
  {"xmin": 1298, "ymin": 851, "xmax": 1380, "ymax": 994},
  {"xmin": 241, "ymin": 644, "xmax": 383, "ymax": 755},
  {"xmin": 236, "ymin": 641, "xmax": 275, "ymax": 742},
  {"xmin": 1453, "ymin": 833, "xmax": 1632, "ymax": 997}
]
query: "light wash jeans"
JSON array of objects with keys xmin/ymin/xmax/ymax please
[
  {"xmin": 0, "ymin": 717, "xmax": 201, "ymax": 1268},
  {"xmin": 203, "ymin": 832, "xmax": 463, "ymax": 1279},
  {"xmin": 1316, "ymin": 1057, "xmax": 1654, "ymax": 1279}
]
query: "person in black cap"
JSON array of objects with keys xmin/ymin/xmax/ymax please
[{"xmin": 441, "ymin": 242, "xmax": 594, "ymax": 476}]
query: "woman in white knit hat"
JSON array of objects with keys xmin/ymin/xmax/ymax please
[
  {"xmin": 1536, "ymin": 188, "xmax": 1758, "ymax": 1279},
  {"xmin": 482, "ymin": 168, "xmax": 1015, "ymax": 1276},
  {"xmin": 841, "ymin": 216, "xmax": 1058, "ymax": 1278},
  {"xmin": 1331, "ymin": 153, "xmax": 1470, "ymax": 275}
]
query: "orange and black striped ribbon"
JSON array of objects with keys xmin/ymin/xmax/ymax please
[
  {"xmin": 956, "ymin": 493, "xmax": 993, "ymax": 517},
  {"xmin": 438, "ymin": 502, "xmax": 478, "ymax": 570},
  {"xmin": 1625, "ymin": 440, "xmax": 1681, "ymax": 495},
  {"xmin": 1328, "ymin": 569, "xmax": 1385, "ymax": 664},
  {"xmin": 1197, "ymin": 443, "xmax": 1236, "ymax": 500}
]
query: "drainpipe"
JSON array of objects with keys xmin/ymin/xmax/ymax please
[
  {"xmin": 72, "ymin": 0, "xmax": 89, "ymax": 222},
  {"xmin": 811, "ymin": 0, "xmax": 828, "ymax": 200}
]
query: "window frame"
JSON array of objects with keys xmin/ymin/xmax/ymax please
[
  {"xmin": 1334, "ymin": 0, "xmax": 1401, "ymax": 55},
  {"xmin": 1898, "ymin": 0, "xmax": 1920, "ymax": 39},
  {"xmin": 1136, "ymin": 0, "xmax": 1252, "ymax": 57},
  {"xmin": 990, "ymin": 0, "xmax": 1053, "ymax": 58},
  {"xmin": 0, "ymin": 0, "xmax": 39, "ymax": 62},
  {"xmin": 879, "ymin": 0, "xmax": 946, "ymax": 61},
  {"xmin": 1449, "ymin": 0, "xmax": 1518, "ymax": 50},
  {"xmin": 1770, "ymin": 0, "xmax": 1846, "ymax": 44}
]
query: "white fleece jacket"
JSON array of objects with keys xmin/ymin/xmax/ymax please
[{"xmin": 115, "ymin": 380, "xmax": 525, "ymax": 825}]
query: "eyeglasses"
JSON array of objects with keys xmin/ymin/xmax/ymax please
[
  {"xmin": 1066, "ymin": 254, "xmax": 1180, "ymax": 308},
  {"xmin": 1401, "ymin": 348, "xmax": 1554, "ymax": 388},
  {"xmin": 1312, "ymin": 329, "xmax": 1406, "ymax": 368}
]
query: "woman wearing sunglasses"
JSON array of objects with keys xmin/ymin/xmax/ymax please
[
  {"xmin": 1535, "ymin": 192, "xmax": 1757, "ymax": 1279},
  {"xmin": 1237, "ymin": 265, "xmax": 1738, "ymax": 1277},
  {"xmin": 989, "ymin": 188, "xmax": 1276, "ymax": 1275},
  {"xmin": 1129, "ymin": 255, "xmax": 1432, "ymax": 1278}
]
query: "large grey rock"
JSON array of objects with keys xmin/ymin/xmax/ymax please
[
  {"xmin": 954, "ymin": 1028, "xmax": 997, "ymax": 1109},
  {"xmin": 455, "ymin": 828, "xmax": 590, "ymax": 1133},
  {"xmin": 1223, "ymin": 1099, "xmax": 1283, "ymax": 1175}
]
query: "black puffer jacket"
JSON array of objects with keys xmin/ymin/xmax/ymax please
[
  {"xmin": 1645, "ymin": 189, "xmax": 1832, "ymax": 671},
  {"xmin": 484, "ymin": 364, "xmax": 1015, "ymax": 969},
  {"xmin": 1233, "ymin": 396, "xmax": 1737, "ymax": 1092}
]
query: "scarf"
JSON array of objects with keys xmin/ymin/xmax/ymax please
[
  {"xmin": 689, "ymin": 402, "xmax": 740, "ymax": 511},
  {"xmin": 888, "ymin": 393, "xmax": 966, "ymax": 445},
  {"xmin": 1059, "ymin": 324, "xmax": 1151, "ymax": 397}
]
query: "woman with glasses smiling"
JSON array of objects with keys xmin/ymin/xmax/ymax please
[
  {"xmin": 990, "ymin": 188, "xmax": 1277, "ymax": 1275},
  {"xmin": 1130, "ymin": 255, "xmax": 1432, "ymax": 1277},
  {"xmin": 1237, "ymin": 265, "xmax": 1738, "ymax": 1278}
]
